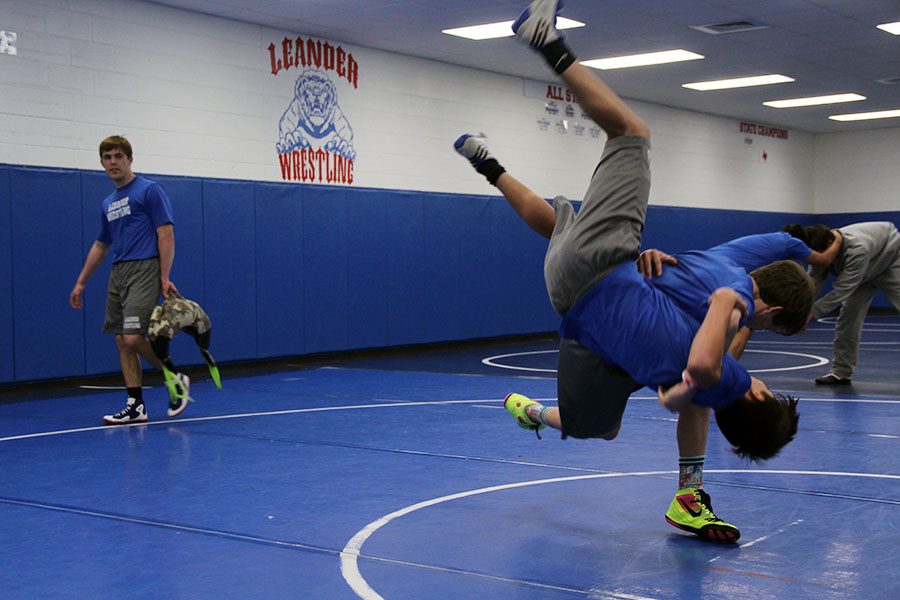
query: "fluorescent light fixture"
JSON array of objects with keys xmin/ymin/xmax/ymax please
[
  {"xmin": 683, "ymin": 74, "xmax": 794, "ymax": 91},
  {"xmin": 763, "ymin": 93, "xmax": 866, "ymax": 108},
  {"xmin": 580, "ymin": 49, "xmax": 703, "ymax": 70},
  {"xmin": 442, "ymin": 17, "xmax": 584, "ymax": 40},
  {"xmin": 876, "ymin": 21, "xmax": 900, "ymax": 35},
  {"xmin": 829, "ymin": 109, "xmax": 900, "ymax": 122}
]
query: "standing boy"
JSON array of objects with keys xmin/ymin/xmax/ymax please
[{"xmin": 70, "ymin": 135, "xmax": 190, "ymax": 424}]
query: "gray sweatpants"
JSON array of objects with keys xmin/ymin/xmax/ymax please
[
  {"xmin": 542, "ymin": 135, "xmax": 651, "ymax": 438},
  {"xmin": 831, "ymin": 257, "xmax": 900, "ymax": 378},
  {"xmin": 543, "ymin": 135, "xmax": 651, "ymax": 315}
]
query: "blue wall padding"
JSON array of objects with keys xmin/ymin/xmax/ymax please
[
  {"xmin": 0, "ymin": 161, "xmax": 897, "ymax": 384},
  {"xmin": 10, "ymin": 169, "xmax": 85, "ymax": 380},
  {"xmin": 0, "ymin": 168, "xmax": 13, "ymax": 383},
  {"xmin": 346, "ymin": 187, "xmax": 390, "ymax": 349},
  {"xmin": 255, "ymin": 183, "xmax": 305, "ymax": 358},
  {"xmin": 303, "ymin": 185, "xmax": 350, "ymax": 353},
  {"xmin": 385, "ymin": 191, "xmax": 428, "ymax": 346},
  {"xmin": 456, "ymin": 195, "xmax": 502, "ymax": 338},
  {"xmin": 80, "ymin": 171, "xmax": 117, "ymax": 375},
  {"xmin": 201, "ymin": 180, "xmax": 257, "ymax": 362},
  {"xmin": 488, "ymin": 202, "xmax": 559, "ymax": 335},
  {"xmin": 157, "ymin": 176, "xmax": 206, "ymax": 305},
  {"xmin": 155, "ymin": 176, "xmax": 206, "ymax": 370},
  {"xmin": 641, "ymin": 207, "xmax": 899, "ymax": 311},
  {"xmin": 641, "ymin": 206, "xmax": 809, "ymax": 254},
  {"xmin": 423, "ymin": 194, "xmax": 466, "ymax": 341}
]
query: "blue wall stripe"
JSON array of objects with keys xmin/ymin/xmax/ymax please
[
  {"xmin": 255, "ymin": 183, "xmax": 305, "ymax": 358},
  {"xmin": 423, "ymin": 194, "xmax": 466, "ymax": 342},
  {"xmin": 10, "ymin": 169, "xmax": 85, "ymax": 381},
  {"xmin": 80, "ymin": 171, "xmax": 117, "ymax": 376},
  {"xmin": 201, "ymin": 180, "xmax": 257, "ymax": 363},
  {"xmin": 147, "ymin": 177, "xmax": 207, "ymax": 372},
  {"xmin": 346, "ymin": 188, "xmax": 390, "ymax": 350},
  {"xmin": 0, "ymin": 162, "xmax": 897, "ymax": 383},
  {"xmin": 303, "ymin": 186, "xmax": 350, "ymax": 353},
  {"xmin": 385, "ymin": 191, "xmax": 427, "ymax": 346},
  {"xmin": 0, "ymin": 167, "xmax": 13, "ymax": 383}
]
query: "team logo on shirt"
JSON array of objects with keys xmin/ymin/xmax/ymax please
[
  {"xmin": 268, "ymin": 35, "xmax": 359, "ymax": 185},
  {"xmin": 106, "ymin": 197, "xmax": 131, "ymax": 222}
]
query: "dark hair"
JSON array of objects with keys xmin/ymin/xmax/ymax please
[
  {"xmin": 781, "ymin": 223, "xmax": 808, "ymax": 245},
  {"xmin": 99, "ymin": 135, "xmax": 133, "ymax": 159},
  {"xmin": 803, "ymin": 224, "xmax": 835, "ymax": 252},
  {"xmin": 782, "ymin": 223, "xmax": 835, "ymax": 252},
  {"xmin": 714, "ymin": 393, "xmax": 799, "ymax": 461},
  {"xmin": 750, "ymin": 260, "xmax": 815, "ymax": 335}
]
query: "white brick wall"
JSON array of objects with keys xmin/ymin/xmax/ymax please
[
  {"xmin": 814, "ymin": 128, "xmax": 900, "ymax": 214},
  {"xmin": 0, "ymin": 0, "xmax": 893, "ymax": 214}
]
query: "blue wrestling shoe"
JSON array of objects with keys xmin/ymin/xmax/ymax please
[{"xmin": 512, "ymin": 0, "xmax": 565, "ymax": 50}]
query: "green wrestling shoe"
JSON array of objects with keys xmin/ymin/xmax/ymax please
[
  {"xmin": 504, "ymin": 392, "xmax": 546, "ymax": 437},
  {"xmin": 665, "ymin": 488, "xmax": 740, "ymax": 543},
  {"xmin": 163, "ymin": 368, "xmax": 192, "ymax": 418}
]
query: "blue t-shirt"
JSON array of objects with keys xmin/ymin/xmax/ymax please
[
  {"xmin": 559, "ymin": 262, "xmax": 751, "ymax": 408},
  {"xmin": 707, "ymin": 232, "xmax": 811, "ymax": 272},
  {"xmin": 645, "ymin": 251, "xmax": 756, "ymax": 328},
  {"xmin": 97, "ymin": 176, "xmax": 174, "ymax": 263},
  {"xmin": 641, "ymin": 231, "xmax": 813, "ymax": 337}
]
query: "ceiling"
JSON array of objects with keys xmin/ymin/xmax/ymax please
[{"xmin": 152, "ymin": 0, "xmax": 900, "ymax": 134}]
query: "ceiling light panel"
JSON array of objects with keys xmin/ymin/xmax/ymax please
[
  {"xmin": 876, "ymin": 22, "xmax": 900, "ymax": 35},
  {"xmin": 683, "ymin": 74, "xmax": 794, "ymax": 91},
  {"xmin": 829, "ymin": 109, "xmax": 900, "ymax": 122},
  {"xmin": 764, "ymin": 93, "xmax": 866, "ymax": 108},
  {"xmin": 442, "ymin": 17, "xmax": 584, "ymax": 41},
  {"xmin": 580, "ymin": 49, "xmax": 704, "ymax": 70}
]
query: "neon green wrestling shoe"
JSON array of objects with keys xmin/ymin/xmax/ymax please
[
  {"xmin": 504, "ymin": 393, "xmax": 546, "ymax": 437},
  {"xmin": 163, "ymin": 368, "xmax": 192, "ymax": 418},
  {"xmin": 665, "ymin": 488, "xmax": 740, "ymax": 543}
]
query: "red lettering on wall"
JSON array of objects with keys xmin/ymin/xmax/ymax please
[
  {"xmin": 282, "ymin": 38, "xmax": 294, "ymax": 70},
  {"xmin": 268, "ymin": 36, "xmax": 359, "ymax": 88},
  {"xmin": 277, "ymin": 152, "xmax": 292, "ymax": 179},
  {"xmin": 347, "ymin": 53, "xmax": 358, "ymax": 89},
  {"xmin": 267, "ymin": 43, "xmax": 280, "ymax": 75},
  {"xmin": 323, "ymin": 42, "xmax": 335, "ymax": 71},
  {"xmin": 294, "ymin": 36, "xmax": 306, "ymax": 69},
  {"xmin": 740, "ymin": 121, "xmax": 788, "ymax": 140},
  {"xmin": 276, "ymin": 150, "xmax": 355, "ymax": 185},
  {"xmin": 337, "ymin": 47, "xmax": 346, "ymax": 78},
  {"xmin": 307, "ymin": 39, "xmax": 321, "ymax": 68}
]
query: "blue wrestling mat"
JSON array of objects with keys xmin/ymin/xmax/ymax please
[{"xmin": 1, "ymin": 317, "xmax": 898, "ymax": 599}]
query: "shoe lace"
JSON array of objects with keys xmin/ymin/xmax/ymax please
[
  {"xmin": 114, "ymin": 400, "xmax": 141, "ymax": 418},
  {"xmin": 697, "ymin": 490, "xmax": 725, "ymax": 523}
]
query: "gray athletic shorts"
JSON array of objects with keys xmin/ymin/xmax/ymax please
[
  {"xmin": 544, "ymin": 135, "xmax": 651, "ymax": 315},
  {"xmin": 546, "ymin": 135, "xmax": 650, "ymax": 438},
  {"xmin": 103, "ymin": 258, "xmax": 162, "ymax": 335}
]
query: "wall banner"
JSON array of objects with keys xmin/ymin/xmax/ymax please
[
  {"xmin": 268, "ymin": 36, "xmax": 360, "ymax": 185},
  {"xmin": 524, "ymin": 79, "xmax": 599, "ymax": 138},
  {"xmin": 739, "ymin": 121, "xmax": 789, "ymax": 140}
]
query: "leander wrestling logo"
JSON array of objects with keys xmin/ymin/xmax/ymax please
[{"xmin": 268, "ymin": 36, "xmax": 358, "ymax": 185}]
